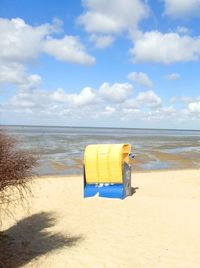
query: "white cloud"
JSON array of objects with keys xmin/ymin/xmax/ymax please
[
  {"xmin": 43, "ymin": 36, "xmax": 95, "ymax": 65},
  {"xmin": 176, "ymin": 26, "xmax": 189, "ymax": 34},
  {"xmin": 0, "ymin": 17, "xmax": 95, "ymax": 78},
  {"xmin": 0, "ymin": 18, "xmax": 94, "ymax": 64},
  {"xmin": 50, "ymin": 87, "xmax": 98, "ymax": 106},
  {"xmin": 3, "ymin": 78, "xmax": 200, "ymax": 127},
  {"xmin": 122, "ymin": 90, "xmax": 163, "ymax": 110},
  {"xmin": 0, "ymin": 18, "xmax": 52, "ymax": 63},
  {"xmin": 27, "ymin": 74, "xmax": 42, "ymax": 84},
  {"xmin": 188, "ymin": 101, "xmax": 200, "ymax": 113},
  {"xmin": 77, "ymin": 0, "xmax": 148, "ymax": 49},
  {"xmin": 0, "ymin": 63, "xmax": 25, "ymax": 84},
  {"xmin": 181, "ymin": 96, "xmax": 198, "ymax": 103},
  {"xmin": 136, "ymin": 90, "xmax": 162, "ymax": 108},
  {"xmin": 90, "ymin": 34, "xmax": 114, "ymax": 49},
  {"xmin": 165, "ymin": 73, "xmax": 180, "ymax": 80},
  {"xmin": 73, "ymin": 87, "xmax": 98, "ymax": 106},
  {"xmin": 50, "ymin": 88, "xmax": 70, "ymax": 102},
  {"xmin": 131, "ymin": 31, "xmax": 200, "ymax": 64},
  {"xmin": 0, "ymin": 61, "xmax": 42, "ymax": 88},
  {"xmin": 99, "ymin": 82, "xmax": 133, "ymax": 102},
  {"xmin": 164, "ymin": 0, "xmax": 200, "ymax": 18},
  {"xmin": 161, "ymin": 106, "xmax": 176, "ymax": 115},
  {"xmin": 8, "ymin": 82, "xmax": 134, "ymax": 113},
  {"xmin": 10, "ymin": 88, "xmax": 47, "ymax": 109},
  {"xmin": 0, "ymin": 17, "xmax": 95, "ymax": 89},
  {"xmin": 169, "ymin": 96, "xmax": 178, "ymax": 104},
  {"xmin": 123, "ymin": 98, "xmax": 138, "ymax": 109},
  {"xmin": 77, "ymin": 0, "xmax": 148, "ymax": 34},
  {"xmin": 103, "ymin": 106, "xmax": 116, "ymax": 115},
  {"xmin": 128, "ymin": 72, "xmax": 153, "ymax": 87},
  {"xmin": 3, "ymin": 80, "xmax": 165, "ymax": 123}
]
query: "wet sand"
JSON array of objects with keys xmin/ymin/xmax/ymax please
[
  {"xmin": 133, "ymin": 150, "xmax": 200, "ymax": 171},
  {"xmin": 48, "ymin": 149, "xmax": 200, "ymax": 175},
  {"xmin": 1, "ymin": 169, "xmax": 200, "ymax": 268}
]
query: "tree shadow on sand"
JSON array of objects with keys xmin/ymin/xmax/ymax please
[{"xmin": 0, "ymin": 212, "xmax": 83, "ymax": 268}]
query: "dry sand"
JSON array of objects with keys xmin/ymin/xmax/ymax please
[{"xmin": 2, "ymin": 169, "xmax": 200, "ymax": 268}]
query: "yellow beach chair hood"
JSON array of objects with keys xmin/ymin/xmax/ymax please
[{"xmin": 84, "ymin": 143, "xmax": 131, "ymax": 184}]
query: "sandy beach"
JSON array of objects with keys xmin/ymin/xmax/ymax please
[{"xmin": 1, "ymin": 169, "xmax": 200, "ymax": 268}]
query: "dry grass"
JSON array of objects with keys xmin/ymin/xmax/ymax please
[{"xmin": 0, "ymin": 130, "xmax": 38, "ymax": 221}]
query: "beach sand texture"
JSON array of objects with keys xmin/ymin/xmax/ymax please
[{"xmin": 1, "ymin": 169, "xmax": 200, "ymax": 268}]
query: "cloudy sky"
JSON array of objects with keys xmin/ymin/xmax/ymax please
[{"xmin": 0, "ymin": 0, "xmax": 200, "ymax": 129}]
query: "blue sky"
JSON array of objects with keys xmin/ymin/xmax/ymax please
[{"xmin": 0, "ymin": 0, "xmax": 200, "ymax": 129}]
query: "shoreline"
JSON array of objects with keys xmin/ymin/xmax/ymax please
[{"xmin": 36, "ymin": 167, "xmax": 200, "ymax": 179}]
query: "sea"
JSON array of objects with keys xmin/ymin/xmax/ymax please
[{"xmin": 1, "ymin": 125, "xmax": 200, "ymax": 175}]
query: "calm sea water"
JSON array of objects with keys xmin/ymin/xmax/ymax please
[{"xmin": 2, "ymin": 125, "xmax": 200, "ymax": 175}]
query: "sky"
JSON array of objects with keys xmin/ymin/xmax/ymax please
[{"xmin": 0, "ymin": 0, "xmax": 200, "ymax": 129}]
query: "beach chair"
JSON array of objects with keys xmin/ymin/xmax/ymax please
[{"xmin": 83, "ymin": 144, "xmax": 134, "ymax": 199}]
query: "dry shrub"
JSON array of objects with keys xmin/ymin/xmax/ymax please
[{"xmin": 0, "ymin": 131, "xmax": 38, "ymax": 219}]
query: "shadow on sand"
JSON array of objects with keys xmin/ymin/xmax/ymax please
[
  {"xmin": 0, "ymin": 212, "xmax": 83, "ymax": 268},
  {"xmin": 131, "ymin": 187, "xmax": 139, "ymax": 195}
]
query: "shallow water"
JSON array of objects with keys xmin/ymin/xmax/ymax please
[{"xmin": 2, "ymin": 125, "xmax": 200, "ymax": 175}]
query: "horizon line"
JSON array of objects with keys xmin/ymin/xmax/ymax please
[{"xmin": 1, "ymin": 124, "xmax": 200, "ymax": 132}]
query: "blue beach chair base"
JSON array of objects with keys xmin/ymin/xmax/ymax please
[
  {"xmin": 83, "ymin": 163, "xmax": 133, "ymax": 199},
  {"xmin": 84, "ymin": 184, "xmax": 125, "ymax": 199}
]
